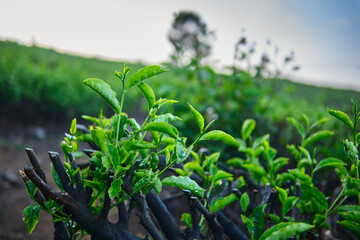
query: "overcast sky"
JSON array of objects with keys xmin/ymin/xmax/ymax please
[{"xmin": 1, "ymin": 0, "xmax": 360, "ymax": 90}]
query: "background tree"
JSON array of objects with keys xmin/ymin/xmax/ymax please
[{"xmin": 168, "ymin": 11, "xmax": 215, "ymax": 67}]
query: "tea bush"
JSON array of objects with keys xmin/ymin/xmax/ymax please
[
  {"xmin": 21, "ymin": 65, "xmax": 360, "ymax": 239},
  {"xmin": 0, "ymin": 41, "xmax": 143, "ymax": 120}
]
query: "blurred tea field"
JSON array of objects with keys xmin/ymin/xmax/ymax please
[{"xmin": 0, "ymin": 39, "xmax": 359, "ymax": 157}]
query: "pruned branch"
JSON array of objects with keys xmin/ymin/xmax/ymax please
[
  {"xmin": 24, "ymin": 158, "xmax": 142, "ymax": 240},
  {"xmin": 116, "ymin": 201, "xmax": 129, "ymax": 230},
  {"xmin": 146, "ymin": 189, "xmax": 184, "ymax": 240},
  {"xmin": 49, "ymin": 152, "xmax": 75, "ymax": 196},
  {"xmin": 190, "ymin": 197, "xmax": 224, "ymax": 240},
  {"xmin": 184, "ymin": 190, "xmax": 201, "ymax": 240},
  {"xmin": 216, "ymin": 211, "xmax": 249, "ymax": 240},
  {"xmin": 25, "ymin": 148, "xmax": 47, "ymax": 182}
]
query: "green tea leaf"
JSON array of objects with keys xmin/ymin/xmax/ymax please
[
  {"xmin": 302, "ymin": 114, "xmax": 310, "ymax": 128},
  {"xmin": 313, "ymin": 214, "xmax": 328, "ymax": 228},
  {"xmin": 202, "ymin": 152, "xmax": 220, "ymax": 169},
  {"xmin": 301, "ymin": 183, "xmax": 328, "ymax": 213},
  {"xmin": 268, "ymin": 214, "xmax": 281, "ymax": 224},
  {"xmin": 328, "ymin": 109, "xmax": 354, "ymax": 129},
  {"xmin": 347, "ymin": 177, "xmax": 360, "ymax": 192},
  {"xmin": 338, "ymin": 221, "xmax": 360, "ymax": 238},
  {"xmin": 181, "ymin": 213, "xmax": 192, "ymax": 228},
  {"xmin": 188, "ymin": 103, "xmax": 204, "ymax": 132},
  {"xmin": 101, "ymin": 156, "xmax": 112, "ymax": 170},
  {"xmin": 23, "ymin": 205, "xmax": 40, "ymax": 234},
  {"xmin": 275, "ymin": 186, "xmax": 287, "ymax": 205},
  {"xmin": 90, "ymin": 128, "xmax": 107, "ymax": 153},
  {"xmin": 249, "ymin": 204, "xmax": 267, "ymax": 240},
  {"xmin": 81, "ymin": 115, "xmax": 100, "ymax": 126},
  {"xmin": 51, "ymin": 163, "xmax": 63, "ymax": 191},
  {"xmin": 84, "ymin": 78, "xmax": 120, "ymax": 114},
  {"xmin": 337, "ymin": 205, "xmax": 360, "ymax": 213},
  {"xmin": 242, "ymin": 119, "xmax": 256, "ymax": 140},
  {"xmin": 128, "ymin": 118, "xmax": 141, "ymax": 135},
  {"xmin": 356, "ymin": 132, "xmax": 360, "ymax": 146},
  {"xmin": 70, "ymin": 118, "xmax": 77, "ymax": 135},
  {"xmin": 308, "ymin": 118, "xmax": 328, "ymax": 132},
  {"xmin": 212, "ymin": 170, "xmax": 233, "ymax": 184},
  {"xmin": 154, "ymin": 113, "xmax": 181, "ymax": 123},
  {"xmin": 150, "ymin": 152, "xmax": 159, "ymax": 169},
  {"xmin": 162, "ymin": 176, "xmax": 205, "ymax": 198},
  {"xmin": 143, "ymin": 122, "xmax": 178, "ymax": 138},
  {"xmin": 154, "ymin": 177, "xmax": 162, "ymax": 194},
  {"xmin": 122, "ymin": 140, "xmax": 155, "ymax": 151},
  {"xmin": 283, "ymin": 196, "xmax": 299, "ymax": 217},
  {"xmin": 236, "ymin": 176, "xmax": 246, "ymax": 189},
  {"xmin": 335, "ymin": 166, "xmax": 348, "ymax": 187},
  {"xmin": 287, "ymin": 117, "xmax": 305, "ymax": 139},
  {"xmin": 273, "ymin": 157, "xmax": 289, "ymax": 173},
  {"xmin": 184, "ymin": 162, "xmax": 204, "ymax": 175},
  {"xmin": 298, "ymin": 146, "xmax": 311, "ymax": 161},
  {"xmin": 243, "ymin": 163, "xmax": 266, "ymax": 176},
  {"xmin": 133, "ymin": 177, "xmax": 150, "ymax": 194},
  {"xmin": 241, "ymin": 214, "xmax": 254, "ymax": 228},
  {"xmin": 176, "ymin": 140, "xmax": 193, "ymax": 163},
  {"xmin": 314, "ymin": 157, "xmax": 346, "ymax": 172},
  {"xmin": 126, "ymin": 65, "xmax": 167, "ymax": 89},
  {"xmin": 259, "ymin": 222, "xmax": 314, "ymax": 240},
  {"xmin": 226, "ymin": 157, "xmax": 244, "ymax": 167},
  {"xmin": 25, "ymin": 179, "xmax": 37, "ymax": 198},
  {"xmin": 107, "ymin": 144, "xmax": 120, "ymax": 169},
  {"xmin": 199, "ymin": 130, "xmax": 237, "ymax": 146},
  {"xmin": 288, "ymin": 169, "xmax": 311, "ymax": 184},
  {"xmin": 343, "ymin": 140, "xmax": 359, "ymax": 166},
  {"xmin": 138, "ymin": 82, "xmax": 155, "ymax": 110},
  {"xmin": 287, "ymin": 144, "xmax": 299, "ymax": 159},
  {"xmin": 108, "ymin": 176, "xmax": 123, "ymax": 199},
  {"xmin": 240, "ymin": 192, "xmax": 250, "ymax": 213},
  {"xmin": 210, "ymin": 193, "xmax": 238, "ymax": 212},
  {"xmin": 303, "ymin": 130, "xmax": 333, "ymax": 148},
  {"xmin": 339, "ymin": 210, "xmax": 360, "ymax": 223},
  {"xmin": 123, "ymin": 65, "xmax": 131, "ymax": 77}
]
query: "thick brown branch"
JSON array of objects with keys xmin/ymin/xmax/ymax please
[
  {"xmin": 49, "ymin": 152, "xmax": 75, "ymax": 196},
  {"xmin": 20, "ymin": 170, "xmax": 46, "ymax": 208},
  {"xmin": 24, "ymin": 164, "xmax": 141, "ymax": 240},
  {"xmin": 116, "ymin": 201, "xmax": 129, "ymax": 230},
  {"xmin": 190, "ymin": 197, "xmax": 224, "ymax": 240},
  {"xmin": 147, "ymin": 190, "xmax": 184, "ymax": 240},
  {"xmin": 24, "ymin": 165, "xmax": 73, "ymax": 206},
  {"xmin": 184, "ymin": 190, "xmax": 201, "ymax": 240},
  {"xmin": 217, "ymin": 211, "xmax": 249, "ymax": 240},
  {"xmin": 25, "ymin": 148, "xmax": 47, "ymax": 182}
]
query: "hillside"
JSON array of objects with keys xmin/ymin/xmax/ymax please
[{"xmin": 0, "ymin": 40, "xmax": 358, "ymax": 126}]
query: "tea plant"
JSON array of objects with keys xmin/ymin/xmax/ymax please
[
  {"xmin": 20, "ymin": 64, "xmax": 248, "ymax": 240},
  {"xmin": 225, "ymin": 104, "xmax": 360, "ymax": 239},
  {"xmin": 20, "ymin": 64, "xmax": 360, "ymax": 239}
]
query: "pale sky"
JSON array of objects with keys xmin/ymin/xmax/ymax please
[{"xmin": 1, "ymin": 0, "xmax": 360, "ymax": 90}]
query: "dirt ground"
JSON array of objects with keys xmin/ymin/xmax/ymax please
[
  {"xmin": 0, "ymin": 118, "xmax": 189, "ymax": 240},
  {"xmin": 0, "ymin": 120, "xmax": 63, "ymax": 239}
]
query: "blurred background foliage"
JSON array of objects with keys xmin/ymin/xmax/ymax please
[{"xmin": 1, "ymin": 10, "xmax": 359, "ymax": 158}]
